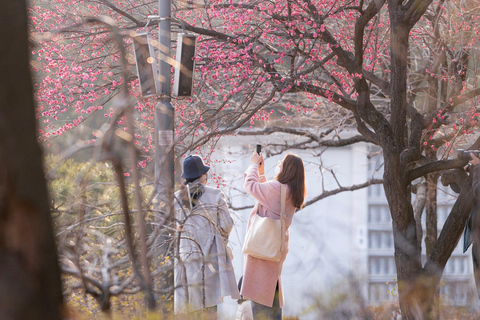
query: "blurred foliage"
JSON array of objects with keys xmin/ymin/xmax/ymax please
[
  {"xmin": 45, "ymin": 155, "xmax": 172, "ymax": 316},
  {"xmin": 46, "ymin": 155, "xmax": 122, "ymax": 230},
  {"xmin": 64, "ymin": 288, "xmax": 157, "ymax": 319},
  {"xmin": 305, "ymin": 278, "xmax": 480, "ymax": 320},
  {"xmin": 366, "ymin": 299, "xmax": 480, "ymax": 320},
  {"xmin": 45, "ymin": 154, "xmax": 157, "ymax": 239}
]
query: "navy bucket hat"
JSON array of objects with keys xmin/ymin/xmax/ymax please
[{"xmin": 181, "ymin": 155, "xmax": 210, "ymax": 179}]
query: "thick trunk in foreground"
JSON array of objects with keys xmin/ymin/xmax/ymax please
[
  {"xmin": 0, "ymin": 2, "xmax": 63, "ymax": 319},
  {"xmin": 387, "ymin": 165, "xmax": 474, "ymax": 320},
  {"xmin": 387, "ymin": 12, "xmax": 423, "ymax": 318},
  {"xmin": 424, "ymin": 172, "xmax": 440, "ymax": 319},
  {"xmin": 385, "ymin": 166, "xmax": 438, "ymax": 320},
  {"xmin": 383, "ymin": 153, "xmax": 423, "ymax": 319},
  {"xmin": 425, "ymin": 173, "xmax": 438, "ymax": 258}
]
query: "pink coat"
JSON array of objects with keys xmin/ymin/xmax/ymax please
[{"xmin": 241, "ymin": 165, "xmax": 296, "ymax": 307}]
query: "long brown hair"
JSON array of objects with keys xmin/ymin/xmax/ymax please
[{"xmin": 276, "ymin": 154, "xmax": 306, "ymax": 209}]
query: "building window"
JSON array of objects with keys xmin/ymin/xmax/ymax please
[
  {"xmin": 368, "ymin": 282, "xmax": 396, "ymax": 302},
  {"xmin": 368, "ymin": 231, "xmax": 393, "ymax": 249},
  {"xmin": 368, "ymin": 184, "xmax": 385, "ymax": 198},
  {"xmin": 369, "ymin": 256, "xmax": 397, "ymax": 275},
  {"xmin": 440, "ymin": 281, "xmax": 469, "ymax": 303},
  {"xmin": 368, "ymin": 205, "xmax": 391, "ymax": 224},
  {"xmin": 444, "ymin": 256, "xmax": 469, "ymax": 275}
]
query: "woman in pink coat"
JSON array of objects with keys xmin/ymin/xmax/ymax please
[{"xmin": 241, "ymin": 152, "xmax": 307, "ymax": 320}]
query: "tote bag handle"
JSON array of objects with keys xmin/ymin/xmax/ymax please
[{"xmin": 279, "ymin": 184, "xmax": 286, "ymax": 254}]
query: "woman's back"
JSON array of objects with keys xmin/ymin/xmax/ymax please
[
  {"xmin": 243, "ymin": 171, "xmax": 296, "ymax": 228},
  {"xmin": 240, "ymin": 152, "xmax": 306, "ymax": 317},
  {"xmin": 174, "ymin": 181, "xmax": 239, "ymax": 314}
]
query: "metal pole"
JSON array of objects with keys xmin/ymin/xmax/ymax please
[
  {"xmin": 156, "ymin": 0, "xmax": 174, "ymax": 191},
  {"xmin": 155, "ymin": 0, "xmax": 175, "ymax": 312}
]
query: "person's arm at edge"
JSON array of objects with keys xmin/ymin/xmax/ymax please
[{"xmin": 470, "ymin": 153, "xmax": 480, "ymax": 199}]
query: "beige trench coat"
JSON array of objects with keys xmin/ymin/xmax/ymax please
[{"xmin": 174, "ymin": 185, "xmax": 240, "ymax": 313}]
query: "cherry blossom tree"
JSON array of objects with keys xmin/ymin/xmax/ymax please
[
  {"xmin": 174, "ymin": 2, "xmax": 480, "ymax": 318},
  {"xmin": 29, "ymin": 0, "xmax": 480, "ymax": 318}
]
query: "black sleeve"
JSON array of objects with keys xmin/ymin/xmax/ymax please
[{"xmin": 472, "ymin": 165, "xmax": 480, "ymax": 200}]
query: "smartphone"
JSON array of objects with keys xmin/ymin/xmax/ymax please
[{"xmin": 256, "ymin": 144, "xmax": 262, "ymax": 154}]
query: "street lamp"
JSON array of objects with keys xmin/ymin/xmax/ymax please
[
  {"xmin": 131, "ymin": 32, "xmax": 159, "ymax": 98},
  {"xmin": 132, "ymin": 0, "xmax": 197, "ymax": 310}
]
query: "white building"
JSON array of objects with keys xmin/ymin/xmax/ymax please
[{"xmin": 206, "ymin": 135, "xmax": 476, "ymax": 319}]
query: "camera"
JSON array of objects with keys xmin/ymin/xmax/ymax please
[{"xmin": 457, "ymin": 149, "xmax": 480, "ymax": 161}]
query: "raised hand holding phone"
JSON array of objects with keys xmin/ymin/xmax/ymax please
[
  {"xmin": 251, "ymin": 145, "xmax": 264, "ymax": 171},
  {"xmin": 250, "ymin": 151, "xmax": 262, "ymax": 164},
  {"xmin": 255, "ymin": 144, "xmax": 265, "ymax": 174}
]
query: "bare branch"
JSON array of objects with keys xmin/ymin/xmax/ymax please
[
  {"xmin": 406, "ymin": 158, "xmax": 467, "ymax": 184},
  {"xmin": 96, "ymin": 0, "xmax": 142, "ymax": 27},
  {"xmin": 303, "ymin": 178, "xmax": 383, "ymax": 207},
  {"xmin": 424, "ymin": 173, "xmax": 474, "ymax": 279},
  {"xmin": 237, "ymin": 126, "xmax": 369, "ymax": 147}
]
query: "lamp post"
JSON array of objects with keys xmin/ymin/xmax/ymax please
[
  {"xmin": 155, "ymin": 0, "xmax": 175, "ymax": 311},
  {"xmin": 141, "ymin": 0, "xmax": 195, "ymax": 310},
  {"xmin": 156, "ymin": 0, "xmax": 174, "ymax": 195}
]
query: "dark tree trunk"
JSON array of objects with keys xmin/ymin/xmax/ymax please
[
  {"xmin": 424, "ymin": 171, "xmax": 439, "ymax": 319},
  {"xmin": 387, "ymin": 5, "xmax": 424, "ymax": 319},
  {"xmin": 423, "ymin": 31, "xmax": 442, "ymax": 259},
  {"xmin": 424, "ymin": 73, "xmax": 440, "ymax": 320},
  {"xmin": 384, "ymin": 154, "xmax": 423, "ymax": 320},
  {"xmin": 425, "ymin": 169, "xmax": 439, "ymax": 257},
  {"xmin": 0, "ymin": 2, "xmax": 63, "ymax": 319}
]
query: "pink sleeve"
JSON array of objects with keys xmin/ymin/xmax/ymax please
[{"xmin": 243, "ymin": 165, "xmax": 275, "ymax": 207}]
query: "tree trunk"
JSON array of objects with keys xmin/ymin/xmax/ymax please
[
  {"xmin": 425, "ymin": 174, "xmax": 439, "ymax": 258},
  {"xmin": 420, "ymin": 172, "xmax": 439, "ymax": 320},
  {"xmin": 0, "ymin": 2, "xmax": 63, "ymax": 319},
  {"xmin": 423, "ymin": 28, "xmax": 443, "ymax": 317},
  {"xmin": 386, "ymin": 9, "xmax": 424, "ymax": 319},
  {"xmin": 383, "ymin": 153, "xmax": 423, "ymax": 320},
  {"xmin": 385, "ymin": 167, "xmax": 440, "ymax": 320}
]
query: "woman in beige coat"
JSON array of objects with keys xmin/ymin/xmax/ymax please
[{"xmin": 174, "ymin": 155, "xmax": 240, "ymax": 319}]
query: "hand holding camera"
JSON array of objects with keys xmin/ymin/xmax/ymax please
[
  {"xmin": 470, "ymin": 153, "xmax": 480, "ymax": 167},
  {"xmin": 458, "ymin": 149, "xmax": 480, "ymax": 171},
  {"xmin": 458, "ymin": 149, "xmax": 480, "ymax": 161}
]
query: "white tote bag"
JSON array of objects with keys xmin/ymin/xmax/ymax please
[{"xmin": 242, "ymin": 184, "xmax": 286, "ymax": 262}]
